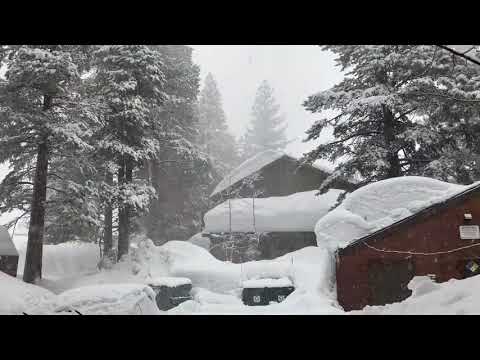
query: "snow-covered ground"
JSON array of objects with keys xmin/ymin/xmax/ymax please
[
  {"xmin": 4, "ymin": 237, "xmax": 342, "ymax": 314},
  {"xmin": 5, "ymin": 237, "xmax": 480, "ymax": 314},
  {"xmin": 13, "ymin": 236, "xmax": 100, "ymax": 293},
  {"xmin": 0, "ymin": 271, "xmax": 56, "ymax": 314}
]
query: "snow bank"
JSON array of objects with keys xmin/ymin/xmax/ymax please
[
  {"xmin": 355, "ymin": 275, "xmax": 480, "ymax": 315},
  {"xmin": 50, "ymin": 239, "xmax": 338, "ymax": 314},
  {"xmin": 49, "ymin": 283, "xmax": 160, "ymax": 315},
  {"xmin": 158, "ymin": 241, "xmax": 335, "ymax": 296},
  {"xmin": 159, "ymin": 241, "xmax": 243, "ymax": 292},
  {"xmin": 160, "ymin": 241, "xmax": 340, "ymax": 314},
  {"xmin": 187, "ymin": 232, "xmax": 210, "ymax": 250},
  {"xmin": 0, "ymin": 272, "xmax": 56, "ymax": 314},
  {"xmin": 315, "ymin": 176, "xmax": 479, "ymax": 250},
  {"xmin": 15, "ymin": 238, "xmax": 100, "ymax": 280},
  {"xmin": 204, "ymin": 189, "xmax": 344, "ymax": 233}
]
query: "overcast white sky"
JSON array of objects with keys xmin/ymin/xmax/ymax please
[{"xmin": 190, "ymin": 45, "xmax": 343, "ymax": 159}]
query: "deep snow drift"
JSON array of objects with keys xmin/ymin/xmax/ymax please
[
  {"xmin": 354, "ymin": 275, "xmax": 480, "ymax": 315},
  {"xmin": 22, "ymin": 239, "xmax": 341, "ymax": 314},
  {"xmin": 6, "ymin": 237, "xmax": 480, "ymax": 314},
  {"xmin": 0, "ymin": 271, "xmax": 56, "ymax": 314},
  {"xmin": 315, "ymin": 176, "xmax": 479, "ymax": 250},
  {"xmin": 15, "ymin": 237, "xmax": 100, "ymax": 281},
  {"xmin": 50, "ymin": 283, "xmax": 160, "ymax": 315},
  {"xmin": 204, "ymin": 189, "xmax": 344, "ymax": 233}
]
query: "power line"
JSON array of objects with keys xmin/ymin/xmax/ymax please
[
  {"xmin": 363, "ymin": 240, "xmax": 480, "ymax": 256},
  {"xmin": 437, "ymin": 45, "xmax": 480, "ymax": 66}
]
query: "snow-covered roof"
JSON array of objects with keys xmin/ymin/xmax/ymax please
[
  {"xmin": 211, "ymin": 150, "xmax": 285, "ymax": 197},
  {"xmin": 0, "ymin": 226, "xmax": 18, "ymax": 256},
  {"xmin": 315, "ymin": 176, "xmax": 480, "ymax": 250},
  {"xmin": 147, "ymin": 277, "xmax": 192, "ymax": 287},
  {"xmin": 242, "ymin": 277, "xmax": 293, "ymax": 288},
  {"xmin": 204, "ymin": 189, "xmax": 344, "ymax": 233},
  {"xmin": 210, "ymin": 150, "xmax": 330, "ymax": 198}
]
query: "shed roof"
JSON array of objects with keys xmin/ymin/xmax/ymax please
[
  {"xmin": 210, "ymin": 150, "xmax": 330, "ymax": 198},
  {"xmin": 339, "ymin": 182, "xmax": 480, "ymax": 254},
  {"xmin": 0, "ymin": 226, "xmax": 18, "ymax": 256},
  {"xmin": 204, "ymin": 189, "xmax": 344, "ymax": 233}
]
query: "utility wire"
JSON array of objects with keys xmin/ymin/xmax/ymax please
[
  {"xmin": 363, "ymin": 240, "xmax": 480, "ymax": 256},
  {"xmin": 437, "ymin": 45, "xmax": 480, "ymax": 66}
]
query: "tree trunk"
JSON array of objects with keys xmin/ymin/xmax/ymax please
[
  {"xmin": 382, "ymin": 104, "xmax": 401, "ymax": 178},
  {"xmin": 23, "ymin": 95, "xmax": 52, "ymax": 283},
  {"xmin": 23, "ymin": 139, "xmax": 49, "ymax": 283},
  {"xmin": 103, "ymin": 172, "xmax": 113, "ymax": 259},
  {"xmin": 125, "ymin": 157, "xmax": 133, "ymax": 237},
  {"xmin": 118, "ymin": 157, "xmax": 134, "ymax": 260},
  {"xmin": 117, "ymin": 156, "xmax": 128, "ymax": 261}
]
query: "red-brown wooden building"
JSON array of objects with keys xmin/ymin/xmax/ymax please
[{"xmin": 336, "ymin": 183, "xmax": 480, "ymax": 311}]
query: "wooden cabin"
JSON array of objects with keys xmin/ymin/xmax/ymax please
[
  {"xmin": 210, "ymin": 150, "xmax": 353, "ymax": 205},
  {"xmin": 205, "ymin": 150, "xmax": 353, "ymax": 262},
  {"xmin": 336, "ymin": 183, "xmax": 480, "ymax": 311}
]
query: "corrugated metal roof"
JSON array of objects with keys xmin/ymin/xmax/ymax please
[{"xmin": 0, "ymin": 226, "xmax": 19, "ymax": 256}]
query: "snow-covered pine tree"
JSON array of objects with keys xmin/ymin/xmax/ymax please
[
  {"xmin": 140, "ymin": 45, "xmax": 214, "ymax": 244},
  {"xmin": 197, "ymin": 73, "xmax": 239, "ymax": 177},
  {"xmin": 39, "ymin": 70, "xmax": 108, "ymax": 247},
  {"xmin": 92, "ymin": 45, "xmax": 166, "ymax": 260},
  {"xmin": 0, "ymin": 45, "xmax": 99, "ymax": 283},
  {"xmin": 411, "ymin": 47, "xmax": 480, "ymax": 184},
  {"xmin": 42, "ymin": 147, "xmax": 103, "ymax": 245},
  {"xmin": 302, "ymin": 45, "xmax": 460, "ymax": 190},
  {"xmin": 241, "ymin": 80, "xmax": 288, "ymax": 159}
]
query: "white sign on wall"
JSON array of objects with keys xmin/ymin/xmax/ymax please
[{"xmin": 459, "ymin": 225, "xmax": 480, "ymax": 240}]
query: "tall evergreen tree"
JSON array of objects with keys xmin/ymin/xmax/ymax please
[
  {"xmin": 197, "ymin": 73, "xmax": 239, "ymax": 176},
  {"xmin": 140, "ymin": 46, "xmax": 212, "ymax": 244},
  {"xmin": 242, "ymin": 80, "xmax": 287, "ymax": 159},
  {"xmin": 92, "ymin": 45, "xmax": 166, "ymax": 260},
  {"xmin": 412, "ymin": 48, "xmax": 480, "ymax": 184},
  {"xmin": 302, "ymin": 45, "xmax": 465, "ymax": 191},
  {"xmin": 0, "ymin": 45, "xmax": 98, "ymax": 282}
]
